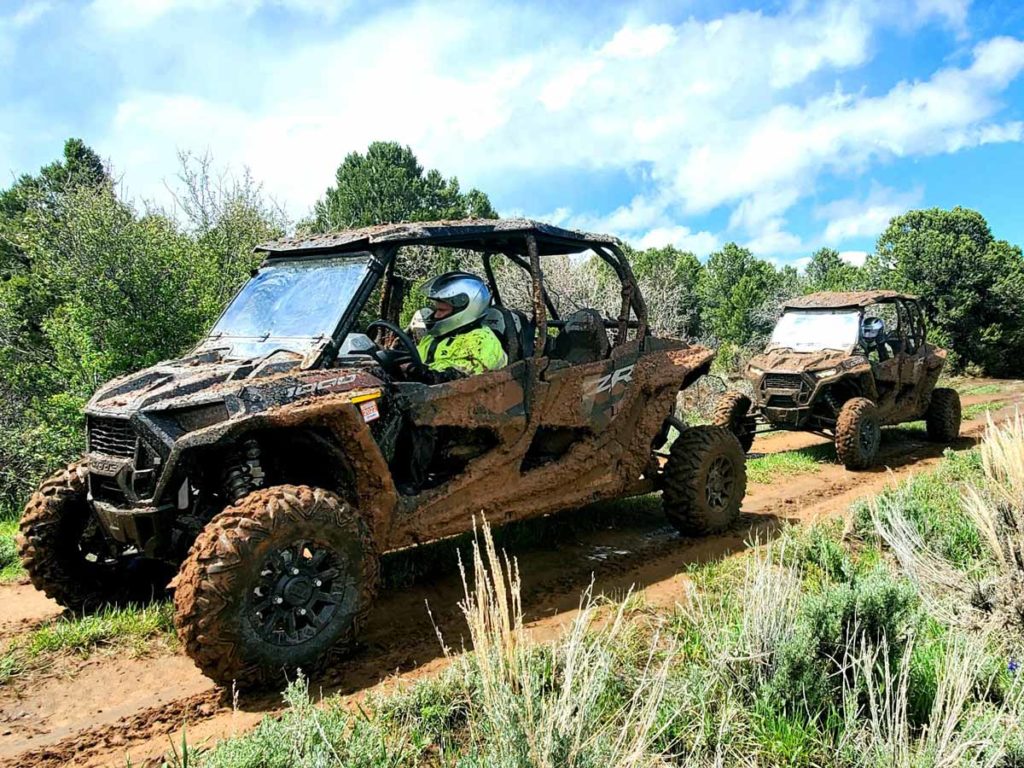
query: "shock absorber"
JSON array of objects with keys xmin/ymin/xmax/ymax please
[
  {"xmin": 223, "ymin": 438, "xmax": 265, "ymax": 502},
  {"xmin": 822, "ymin": 389, "xmax": 841, "ymax": 417}
]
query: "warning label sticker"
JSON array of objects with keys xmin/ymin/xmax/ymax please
[{"xmin": 360, "ymin": 400, "xmax": 380, "ymax": 422}]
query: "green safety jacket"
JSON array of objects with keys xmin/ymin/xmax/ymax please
[{"xmin": 417, "ymin": 327, "xmax": 508, "ymax": 376}]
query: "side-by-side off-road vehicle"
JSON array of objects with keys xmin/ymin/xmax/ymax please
[
  {"xmin": 18, "ymin": 219, "xmax": 746, "ymax": 687},
  {"xmin": 714, "ymin": 290, "xmax": 961, "ymax": 470}
]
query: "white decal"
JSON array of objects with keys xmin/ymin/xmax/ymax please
[
  {"xmin": 286, "ymin": 374, "xmax": 357, "ymax": 399},
  {"xmin": 583, "ymin": 364, "xmax": 634, "ymax": 400}
]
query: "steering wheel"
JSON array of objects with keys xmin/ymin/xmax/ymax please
[{"xmin": 365, "ymin": 320, "xmax": 427, "ymax": 377}]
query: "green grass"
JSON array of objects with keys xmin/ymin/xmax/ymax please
[
  {"xmin": 0, "ymin": 601, "xmax": 176, "ymax": 686},
  {"xmin": 952, "ymin": 382, "xmax": 1007, "ymax": 397},
  {"xmin": 963, "ymin": 399, "xmax": 1011, "ymax": 420},
  {"xmin": 852, "ymin": 448, "xmax": 987, "ymax": 570},
  {"xmin": 747, "ymin": 443, "xmax": 835, "ymax": 484},
  {"xmin": 0, "ymin": 519, "xmax": 21, "ymax": 583}
]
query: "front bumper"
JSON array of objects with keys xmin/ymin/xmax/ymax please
[
  {"xmin": 761, "ymin": 406, "xmax": 814, "ymax": 429},
  {"xmin": 91, "ymin": 499, "xmax": 172, "ymax": 550}
]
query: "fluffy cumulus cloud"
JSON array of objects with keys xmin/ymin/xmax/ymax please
[
  {"xmin": 818, "ymin": 185, "xmax": 925, "ymax": 244},
  {"xmin": 2, "ymin": 0, "xmax": 1022, "ymax": 260}
]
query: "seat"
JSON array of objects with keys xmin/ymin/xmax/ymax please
[
  {"xmin": 551, "ymin": 309, "xmax": 610, "ymax": 365},
  {"xmin": 482, "ymin": 306, "xmax": 534, "ymax": 363}
]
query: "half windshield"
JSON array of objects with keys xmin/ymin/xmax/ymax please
[
  {"xmin": 768, "ymin": 310, "xmax": 862, "ymax": 353},
  {"xmin": 199, "ymin": 257, "xmax": 370, "ymax": 360}
]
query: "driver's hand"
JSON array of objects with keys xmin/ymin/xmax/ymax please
[{"xmin": 400, "ymin": 364, "xmax": 462, "ymax": 384}]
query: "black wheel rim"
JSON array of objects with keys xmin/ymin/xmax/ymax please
[
  {"xmin": 860, "ymin": 419, "xmax": 880, "ymax": 456},
  {"xmin": 705, "ymin": 455, "xmax": 735, "ymax": 510},
  {"xmin": 248, "ymin": 540, "xmax": 351, "ymax": 647}
]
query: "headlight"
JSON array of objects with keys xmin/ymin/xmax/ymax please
[
  {"xmin": 748, "ymin": 365, "xmax": 764, "ymax": 377},
  {"xmin": 814, "ymin": 368, "xmax": 839, "ymax": 379}
]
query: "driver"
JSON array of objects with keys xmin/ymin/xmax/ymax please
[
  {"xmin": 861, "ymin": 316, "xmax": 888, "ymax": 360},
  {"xmin": 416, "ymin": 272, "xmax": 507, "ymax": 381}
]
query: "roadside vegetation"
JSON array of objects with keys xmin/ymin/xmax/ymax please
[
  {"xmin": 171, "ymin": 418, "xmax": 1024, "ymax": 767},
  {"xmin": 0, "ymin": 519, "xmax": 19, "ymax": 582},
  {"xmin": 0, "ymin": 601, "xmax": 175, "ymax": 686}
]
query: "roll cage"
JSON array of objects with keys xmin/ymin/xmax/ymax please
[{"xmin": 254, "ymin": 219, "xmax": 649, "ymax": 369}]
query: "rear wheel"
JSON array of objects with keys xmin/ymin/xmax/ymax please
[
  {"xmin": 18, "ymin": 462, "xmax": 159, "ymax": 611},
  {"xmin": 925, "ymin": 388, "xmax": 961, "ymax": 442},
  {"xmin": 663, "ymin": 426, "xmax": 746, "ymax": 535},
  {"xmin": 712, "ymin": 391, "xmax": 755, "ymax": 453},
  {"xmin": 835, "ymin": 397, "xmax": 881, "ymax": 470},
  {"xmin": 173, "ymin": 485, "xmax": 378, "ymax": 688}
]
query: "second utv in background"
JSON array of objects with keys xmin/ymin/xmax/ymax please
[{"xmin": 714, "ymin": 290, "xmax": 961, "ymax": 470}]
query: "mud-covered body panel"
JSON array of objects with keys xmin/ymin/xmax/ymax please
[
  {"xmin": 82, "ymin": 351, "xmax": 392, "ymax": 544},
  {"xmin": 81, "ymin": 340, "xmax": 712, "ymax": 555},
  {"xmin": 389, "ymin": 342, "xmax": 713, "ymax": 548}
]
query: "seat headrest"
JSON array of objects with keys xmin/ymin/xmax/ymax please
[{"xmin": 481, "ymin": 306, "xmax": 506, "ymax": 334}]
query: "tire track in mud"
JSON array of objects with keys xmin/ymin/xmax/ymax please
[{"xmin": 2, "ymin": 382, "xmax": 1021, "ymax": 767}]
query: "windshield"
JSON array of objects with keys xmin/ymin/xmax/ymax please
[
  {"xmin": 768, "ymin": 310, "xmax": 862, "ymax": 353},
  {"xmin": 199, "ymin": 257, "xmax": 370, "ymax": 359}
]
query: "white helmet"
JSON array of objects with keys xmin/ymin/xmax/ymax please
[
  {"xmin": 421, "ymin": 272, "xmax": 491, "ymax": 338},
  {"xmin": 862, "ymin": 317, "xmax": 885, "ymax": 341}
]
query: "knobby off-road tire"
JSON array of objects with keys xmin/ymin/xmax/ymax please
[
  {"xmin": 925, "ymin": 387, "xmax": 961, "ymax": 443},
  {"xmin": 835, "ymin": 397, "xmax": 881, "ymax": 471},
  {"xmin": 17, "ymin": 461, "xmax": 151, "ymax": 611},
  {"xmin": 663, "ymin": 425, "xmax": 747, "ymax": 536},
  {"xmin": 174, "ymin": 485, "xmax": 379, "ymax": 688},
  {"xmin": 712, "ymin": 391, "xmax": 755, "ymax": 453}
]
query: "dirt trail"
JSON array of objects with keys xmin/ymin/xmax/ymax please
[{"xmin": 1, "ymin": 380, "xmax": 1020, "ymax": 767}]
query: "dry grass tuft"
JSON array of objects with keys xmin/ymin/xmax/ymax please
[
  {"xmin": 446, "ymin": 517, "xmax": 676, "ymax": 767},
  {"xmin": 871, "ymin": 411, "xmax": 1024, "ymax": 633}
]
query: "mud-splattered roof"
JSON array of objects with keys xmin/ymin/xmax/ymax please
[
  {"xmin": 783, "ymin": 290, "xmax": 917, "ymax": 310},
  {"xmin": 257, "ymin": 218, "xmax": 620, "ymax": 258}
]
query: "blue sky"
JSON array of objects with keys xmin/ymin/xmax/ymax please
[{"xmin": 1, "ymin": 0, "xmax": 1023, "ymax": 267}]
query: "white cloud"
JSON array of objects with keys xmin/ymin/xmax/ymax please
[
  {"xmin": 89, "ymin": 0, "xmax": 348, "ymax": 29},
  {"xmin": 45, "ymin": 0, "xmax": 1021, "ymax": 259},
  {"xmin": 599, "ymin": 24, "xmax": 676, "ymax": 60},
  {"xmin": 818, "ymin": 184, "xmax": 924, "ymax": 243},
  {"xmin": 636, "ymin": 225, "xmax": 719, "ymax": 255},
  {"xmin": 839, "ymin": 250, "xmax": 870, "ymax": 266}
]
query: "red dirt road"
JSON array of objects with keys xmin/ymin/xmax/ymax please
[{"xmin": 1, "ymin": 381, "xmax": 1020, "ymax": 767}]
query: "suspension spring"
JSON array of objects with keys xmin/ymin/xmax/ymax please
[{"xmin": 223, "ymin": 438, "xmax": 265, "ymax": 502}]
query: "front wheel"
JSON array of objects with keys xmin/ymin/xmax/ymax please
[
  {"xmin": 18, "ymin": 462, "xmax": 161, "ymax": 611},
  {"xmin": 173, "ymin": 485, "xmax": 379, "ymax": 688},
  {"xmin": 835, "ymin": 397, "xmax": 881, "ymax": 470},
  {"xmin": 662, "ymin": 426, "xmax": 747, "ymax": 536}
]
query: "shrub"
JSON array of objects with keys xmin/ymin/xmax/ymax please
[{"xmin": 769, "ymin": 569, "xmax": 920, "ymax": 716}]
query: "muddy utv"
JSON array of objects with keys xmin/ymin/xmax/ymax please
[
  {"xmin": 714, "ymin": 290, "xmax": 961, "ymax": 470},
  {"xmin": 18, "ymin": 219, "xmax": 746, "ymax": 687}
]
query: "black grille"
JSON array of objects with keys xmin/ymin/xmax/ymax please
[
  {"xmin": 763, "ymin": 373, "xmax": 805, "ymax": 390},
  {"xmin": 88, "ymin": 417, "xmax": 137, "ymax": 457}
]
